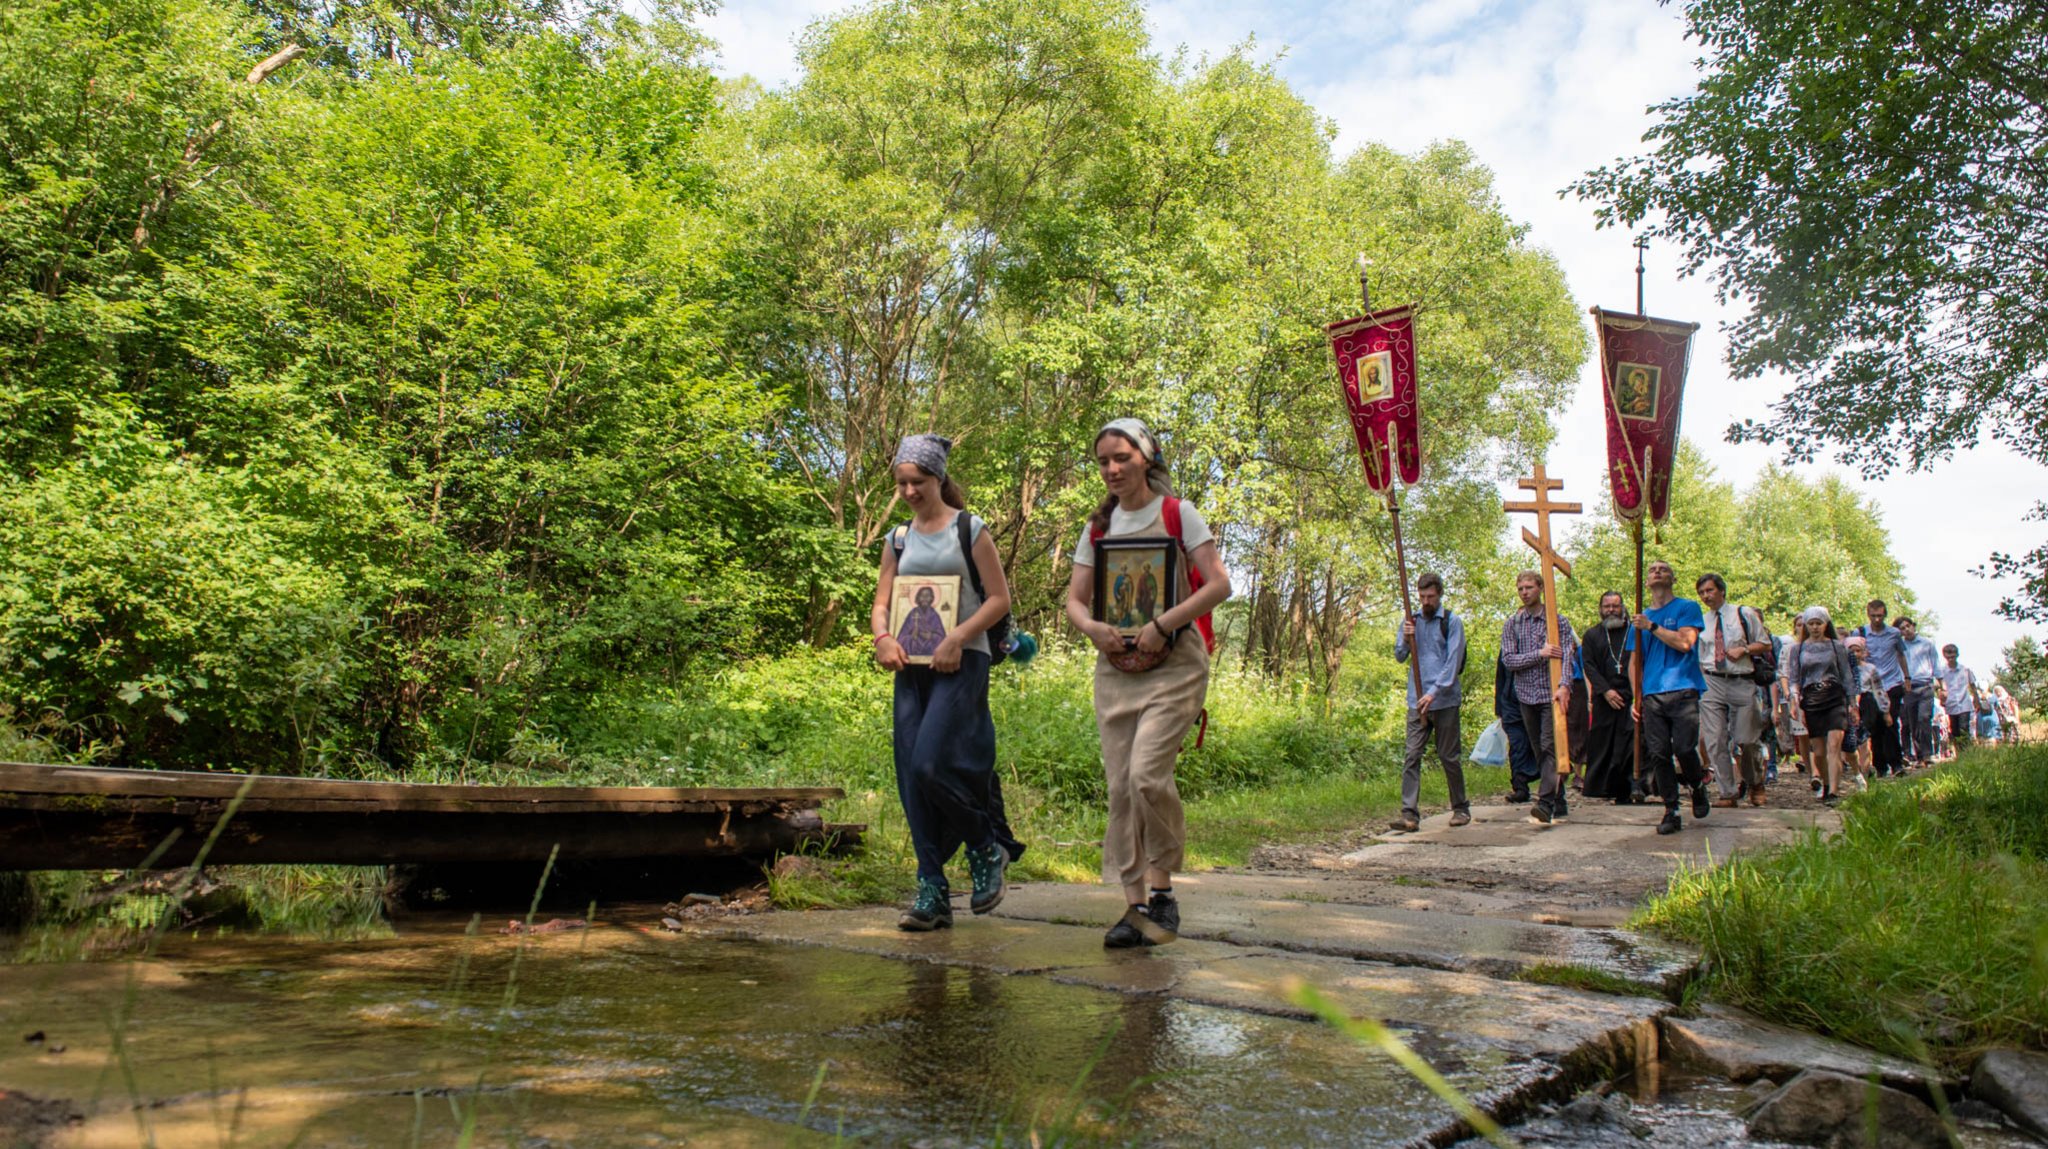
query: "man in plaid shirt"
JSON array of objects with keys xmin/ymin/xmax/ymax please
[{"xmin": 1500, "ymin": 570, "xmax": 1577, "ymax": 825}]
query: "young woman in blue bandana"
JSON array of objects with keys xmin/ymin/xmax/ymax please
[{"xmin": 872, "ymin": 434, "xmax": 1021, "ymax": 930}]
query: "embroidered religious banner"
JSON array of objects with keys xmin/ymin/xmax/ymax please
[
  {"xmin": 1592, "ymin": 307, "xmax": 1699, "ymax": 523},
  {"xmin": 1327, "ymin": 304, "xmax": 1421, "ymax": 491}
]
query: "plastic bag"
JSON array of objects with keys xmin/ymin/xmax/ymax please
[{"xmin": 1470, "ymin": 719, "xmax": 1507, "ymax": 766}]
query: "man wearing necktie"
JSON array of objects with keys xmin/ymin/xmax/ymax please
[{"xmin": 1696, "ymin": 573, "xmax": 1771, "ymax": 806}]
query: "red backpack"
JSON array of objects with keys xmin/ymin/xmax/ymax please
[{"xmin": 1089, "ymin": 496, "xmax": 1215, "ymax": 654}]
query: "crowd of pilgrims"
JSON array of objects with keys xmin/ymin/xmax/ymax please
[
  {"xmin": 1391, "ymin": 560, "xmax": 2023, "ymax": 839},
  {"xmin": 869, "ymin": 418, "xmax": 2023, "ymax": 943}
]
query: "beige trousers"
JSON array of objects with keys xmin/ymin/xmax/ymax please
[{"xmin": 1094, "ymin": 636, "xmax": 1210, "ymax": 900}]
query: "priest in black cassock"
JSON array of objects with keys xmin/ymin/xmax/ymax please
[{"xmin": 1580, "ymin": 590, "xmax": 1639, "ymax": 802}]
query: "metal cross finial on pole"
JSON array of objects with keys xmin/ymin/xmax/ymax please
[
  {"xmin": 1504, "ymin": 464, "xmax": 1582, "ymax": 774},
  {"xmin": 1633, "ymin": 236, "xmax": 1650, "ymax": 316}
]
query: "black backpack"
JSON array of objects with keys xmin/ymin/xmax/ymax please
[
  {"xmin": 1738, "ymin": 607, "xmax": 1777, "ymax": 687},
  {"xmin": 891, "ymin": 512, "xmax": 1015, "ymax": 665},
  {"xmin": 1434, "ymin": 610, "xmax": 1470, "ymax": 678}
]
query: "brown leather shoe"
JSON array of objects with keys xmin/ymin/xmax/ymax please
[
  {"xmin": 1389, "ymin": 815, "xmax": 1420, "ymax": 833},
  {"xmin": 1749, "ymin": 790, "xmax": 1766, "ymax": 807},
  {"xmin": 1711, "ymin": 797, "xmax": 1740, "ymax": 808},
  {"xmin": 1449, "ymin": 810, "xmax": 1472, "ymax": 827}
]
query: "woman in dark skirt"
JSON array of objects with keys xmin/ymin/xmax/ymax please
[
  {"xmin": 871, "ymin": 434, "xmax": 1019, "ymax": 930},
  {"xmin": 1580, "ymin": 591, "xmax": 1638, "ymax": 802},
  {"xmin": 1787, "ymin": 606, "xmax": 1855, "ymax": 806}
]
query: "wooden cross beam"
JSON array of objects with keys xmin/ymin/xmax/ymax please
[{"xmin": 1503, "ymin": 464, "xmax": 1582, "ymax": 775}]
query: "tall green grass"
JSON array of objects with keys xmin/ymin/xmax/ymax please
[{"xmin": 1634, "ymin": 746, "xmax": 2048, "ymax": 1068}]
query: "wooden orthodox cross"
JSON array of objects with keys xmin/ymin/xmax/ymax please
[{"xmin": 1503, "ymin": 464, "xmax": 1581, "ymax": 773}]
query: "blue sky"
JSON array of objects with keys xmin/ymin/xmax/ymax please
[{"xmin": 700, "ymin": 0, "xmax": 2044, "ymax": 672}]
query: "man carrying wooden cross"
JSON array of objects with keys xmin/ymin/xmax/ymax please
[{"xmin": 1501, "ymin": 570, "xmax": 1578, "ymax": 826}]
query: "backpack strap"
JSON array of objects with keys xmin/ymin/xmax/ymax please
[
  {"xmin": 955, "ymin": 512, "xmax": 985, "ymax": 600},
  {"xmin": 889, "ymin": 526, "xmax": 908, "ymax": 560},
  {"xmin": 1162, "ymin": 497, "xmax": 1216, "ymax": 654}
]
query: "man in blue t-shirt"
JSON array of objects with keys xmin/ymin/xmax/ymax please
[
  {"xmin": 1628, "ymin": 559, "xmax": 1710, "ymax": 835},
  {"xmin": 1852, "ymin": 599, "xmax": 1910, "ymax": 776}
]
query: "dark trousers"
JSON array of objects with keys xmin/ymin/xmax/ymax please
[
  {"xmin": 1516, "ymin": 700, "xmax": 1563, "ymax": 808},
  {"xmin": 1870, "ymin": 684, "xmax": 1907, "ymax": 773},
  {"xmin": 1945, "ymin": 711, "xmax": 1973, "ymax": 749},
  {"xmin": 893, "ymin": 651, "xmax": 1004, "ymax": 882},
  {"xmin": 1402, "ymin": 705, "xmax": 1468, "ymax": 818},
  {"xmin": 1642, "ymin": 690, "xmax": 1704, "ymax": 813},
  {"xmin": 1904, "ymin": 684, "xmax": 1936, "ymax": 761},
  {"xmin": 1566, "ymin": 678, "xmax": 1590, "ymax": 771},
  {"xmin": 1502, "ymin": 704, "xmax": 1539, "ymax": 795}
]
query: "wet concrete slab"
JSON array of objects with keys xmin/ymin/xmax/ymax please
[
  {"xmin": 680, "ymin": 906, "xmax": 1674, "ymax": 1140},
  {"xmin": 0, "ymin": 927, "xmax": 1652, "ymax": 1149},
  {"xmin": 987, "ymin": 881, "xmax": 1698, "ymax": 995},
  {"xmin": 1663, "ymin": 1006, "xmax": 1953, "ymax": 1093},
  {"xmin": 1338, "ymin": 802, "xmax": 1837, "ymax": 893}
]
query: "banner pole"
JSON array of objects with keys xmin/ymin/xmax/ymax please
[
  {"xmin": 1361, "ymin": 255, "xmax": 1425, "ymax": 707},
  {"xmin": 1391, "ymin": 481, "xmax": 1423, "ymax": 704},
  {"xmin": 1631, "ymin": 513, "xmax": 1645, "ymax": 794}
]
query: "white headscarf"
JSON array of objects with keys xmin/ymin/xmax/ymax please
[{"xmin": 1098, "ymin": 418, "xmax": 1159, "ymax": 463}]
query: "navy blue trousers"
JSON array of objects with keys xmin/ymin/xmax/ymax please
[{"xmin": 893, "ymin": 651, "xmax": 1021, "ymax": 882}]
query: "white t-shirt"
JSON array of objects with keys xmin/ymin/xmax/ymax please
[
  {"xmin": 1939, "ymin": 664, "xmax": 1978, "ymax": 715},
  {"xmin": 1072, "ymin": 496, "xmax": 1214, "ymax": 567}
]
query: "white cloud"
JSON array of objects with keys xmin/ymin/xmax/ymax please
[{"xmin": 699, "ymin": 0, "xmax": 2044, "ymax": 670}]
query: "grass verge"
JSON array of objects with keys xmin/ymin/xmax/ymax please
[{"xmin": 1631, "ymin": 745, "xmax": 2048, "ymax": 1070}]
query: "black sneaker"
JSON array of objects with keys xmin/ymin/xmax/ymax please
[
  {"xmin": 1103, "ymin": 904, "xmax": 1176, "ymax": 948},
  {"xmin": 1552, "ymin": 797, "xmax": 1570, "ymax": 822},
  {"xmin": 1527, "ymin": 801, "xmax": 1553, "ymax": 826},
  {"xmin": 1656, "ymin": 811, "xmax": 1683, "ymax": 835},
  {"xmin": 966, "ymin": 842, "xmax": 1008, "ymax": 915},
  {"xmin": 1506, "ymin": 790, "xmax": 1533, "ymax": 805},
  {"xmin": 1691, "ymin": 782, "xmax": 1711, "ymax": 819},
  {"xmin": 1146, "ymin": 892, "xmax": 1180, "ymax": 936},
  {"xmin": 897, "ymin": 878, "xmax": 953, "ymax": 932}
]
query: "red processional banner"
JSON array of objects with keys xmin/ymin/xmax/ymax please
[
  {"xmin": 1327, "ymin": 304, "xmax": 1421, "ymax": 491},
  {"xmin": 1593, "ymin": 307, "xmax": 1699, "ymax": 523}
]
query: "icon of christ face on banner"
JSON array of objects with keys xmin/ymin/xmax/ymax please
[
  {"xmin": 1612, "ymin": 362, "xmax": 1661, "ymax": 422},
  {"xmin": 1357, "ymin": 351, "xmax": 1394, "ymax": 403}
]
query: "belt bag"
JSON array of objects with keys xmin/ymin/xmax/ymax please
[{"xmin": 1800, "ymin": 680, "xmax": 1846, "ymax": 712}]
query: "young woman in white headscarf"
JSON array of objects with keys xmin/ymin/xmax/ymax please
[
  {"xmin": 1786, "ymin": 606, "xmax": 1855, "ymax": 806},
  {"xmin": 872, "ymin": 434, "xmax": 1020, "ymax": 931},
  {"xmin": 1063, "ymin": 419, "xmax": 1232, "ymax": 948}
]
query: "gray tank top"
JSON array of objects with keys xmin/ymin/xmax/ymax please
[
  {"xmin": 893, "ymin": 512, "xmax": 988, "ymax": 655},
  {"xmin": 1794, "ymin": 640, "xmax": 1842, "ymax": 689}
]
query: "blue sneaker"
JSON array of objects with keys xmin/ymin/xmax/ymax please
[
  {"xmin": 898, "ymin": 877, "xmax": 952, "ymax": 932},
  {"xmin": 967, "ymin": 843, "xmax": 1009, "ymax": 914}
]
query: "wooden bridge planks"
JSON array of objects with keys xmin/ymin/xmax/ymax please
[{"xmin": 0, "ymin": 761, "xmax": 851, "ymax": 870}]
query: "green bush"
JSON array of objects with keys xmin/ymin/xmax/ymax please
[
  {"xmin": 564, "ymin": 642, "xmax": 1401, "ymax": 797},
  {"xmin": 1635, "ymin": 746, "xmax": 2048, "ymax": 1067}
]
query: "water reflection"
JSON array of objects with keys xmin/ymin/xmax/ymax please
[{"xmin": 1, "ymin": 923, "xmax": 1498, "ymax": 1147}]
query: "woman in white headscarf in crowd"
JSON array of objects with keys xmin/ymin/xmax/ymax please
[{"xmin": 1787, "ymin": 607, "xmax": 1855, "ymax": 806}]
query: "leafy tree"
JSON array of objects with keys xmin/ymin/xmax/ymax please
[
  {"xmin": 1995, "ymin": 636, "xmax": 2046, "ymax": 718},
  {"xmin": 1, "ymin": 0, "xmax": 816, "ymax": 769},
  {"xmin": 1559, "ymin": 441, "xmax": 1917, "ymax": 636},
  {"xmin": 1572, "ymin": 0, "xmax": 2048, "ymax": 621},
  {"xmin": 724, "ymin": 4, "xmax": 1584, "ymax": 671}
]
